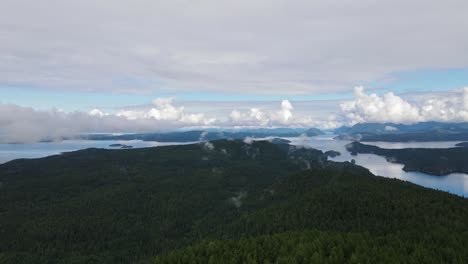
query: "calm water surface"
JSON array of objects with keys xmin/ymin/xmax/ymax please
[
  {"xmin": 0, "ymin": 140, "xmax": 194, "ymax": 164},
  {"xmin": 0, "ymin": 136, "xmax": 467, "ymax": 197},
  {"xmin": 286, "ymin": 135, "xmax": 467, "ymax": 197}
]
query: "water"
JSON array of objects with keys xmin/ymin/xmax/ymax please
[
  {"xmin": 0, "ymin": 136, "xmax": 467, "ymax": 197},
  {"xmin": 0, "ymin": 140, "xmax": 195, "ymax": 164},
  {"xmin": 286, "ymin": 135, "xmax": 468, "ymax": 197}
]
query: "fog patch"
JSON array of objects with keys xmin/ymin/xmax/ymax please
[
  {"xmin": 230, "ymin": 191, "xmax": 247, "ymax": 208},
  {"xmin": 202, "ymin": 141, "xmax": 214, "ymax": 151},
  {"xmin": 243, "ymin": 136, "xmax": 254, "ymax": 144},
  {"xmin": 385, "ymin": 126, "xmax": 398, "ymax": 131}
]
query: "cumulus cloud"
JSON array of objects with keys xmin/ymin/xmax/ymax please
[
  {"xmin": 384, "ymin": 126, "xmax": 398, "ymax": 131},
  {"xmin": 229, "ymin": 100, "xmax": 299, "ymax": 126},
  {"xmin": 229, "ymin": 100, "xmax": 342, "ymax": 129},
  {"xmin": 341, "ymin": 86, "xmax": 468, "ymax": 124},
  {"xmin": 0, "ymin": 96, "xmax": 343, "ymax": 143},
  {"xmin": 243, "ymin": 137, "xmax": 254, "ymax": 144},
  {"xmin": 1, "ymin": 0, "xmax": 467, "ymax": 94},
  {"xmin": 116, "ymin": 98, "xmax": 216, "ymax": 125},
  {"xmin": 0, "ymin": 98, "xmax": 217, "ymax": 143},
  {"xmin": 5, "ymin": 86, "xmax": 468, "ymax": 143}
]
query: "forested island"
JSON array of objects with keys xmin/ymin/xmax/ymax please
[
  {"xmin": 82, "ymin": 128, "xmax": 324, "ymax": 143},
  {"xmin": 335, "ymin": 122, "xmax": 468, "ymax": 142},
  {"xmin": 455, "ymin": 142, "xmax": 468, "ymax": 147},
  {"xmin": 346, "ymin": 141, "xmax": 468, "ymax": 175},
  {"xmin": 337, "ymin": 132, "xmax": 468, "ymax": 142},
  {"xmin": 0, "ymin": 140, "xmax": 466, "ymax": 263}
]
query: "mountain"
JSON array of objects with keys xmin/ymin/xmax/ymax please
[
  {"xmin": 82, "ymin": 128, "xmax": 324, "ymax": 142},
  {"xmin": 335, "ymin": 122, "xmax": 468, "ymax": 142},
  {"xmin": 336, "ymin": 122, "xmax": 468, "ymax": 134},
  {"xmin": 0, "ymin": 140, "xmax": 466, "ymax": 263},
  {"xmin": 346, "ymin": 141, "xmax": 468, "ymax": 175}
]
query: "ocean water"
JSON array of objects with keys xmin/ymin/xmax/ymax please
[
  {"xmin": 0, "ymin": 140, "xmax": 194, "ymax": 164},
  {"xmin": 286, "ymin": 135, "xmax": 467, "ymax": 197},
  {"xmin": 0, "ymin": 136, "xmax": 467, "ymax": 197}
]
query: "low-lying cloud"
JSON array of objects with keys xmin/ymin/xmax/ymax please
[
  {"xmin": 0, "ymin": 100, "xmax": 211, "ymax": 143},
  {"xmin": 3, "ymin": 87, "xmax": 468, "ymax": 143}
]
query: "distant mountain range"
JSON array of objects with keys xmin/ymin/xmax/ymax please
[
  {"xmin": 82, "ymin": 127, "xmax": 324, "ymax": 142},
  {"xmin": 335, "ymin": 122, "xmax": 468, "ymax": 142}
]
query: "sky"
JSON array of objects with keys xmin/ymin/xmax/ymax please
[{"xmin": 1, "ymin": 0, "xmax": 468, "ymax": 143}]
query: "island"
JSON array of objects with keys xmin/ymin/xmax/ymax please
[
  {"xmin": 335, "ymin": 122, "xmax": 468, "ymax": 142},
  {"xmin": 269, "ymin": 138, "xmax": 292, "ymax": 144},
  {"xmin": 109, "ymin": 143, "xmax": 133, "ymax": 149},
  {"xmin": 0, "ymin": 140, "xmax": 466, "ymax": 263},
  {"xmin": 324, "ymin": 150, "xmax": 341, "ymax": 158},
  {"xmin": 346, "ymin": 141, "xmax": 468, "ymax": 175},
  {"xmin": 85, "ymin": 128, "xmax": 324, "ymax": 143},
  {"xmin": 455, "ymin": 142, "xmax": 468, "ymax": 147}
]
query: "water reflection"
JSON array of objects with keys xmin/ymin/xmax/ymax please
[
  {"xmin": 0, "ymin": 140, "xmax": 194, "ymax": 164},
  {"xmin": 286, "ymin": 135, "xmax": 467, "ymax": 197},
  {"xmin": 0, "ymin": 136, "xmax": 466, "ymax": 197}
]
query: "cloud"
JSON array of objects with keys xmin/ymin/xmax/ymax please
[
  {"xmin": 229, "ymin": 100, "xmax": 297, "ymax": 126},
  {"xmin": 0, "ymin": 97, "xmax": 342, "ymax": 143},
  {"xmin": 1, "ymin": 0, "xmax": 467, "ymax": 94},
  {"xmin": 341, "ymin": 86, "xmax": 468, "ymax": 124},
  {"xmin": 229, "ymin": 99, "xmax": 342, "ymax": 129},
  {"xmin": 116, "ymin": 98, "xmax": 216, "ymax": 125},
  {"xmin": 4, "ymin": 86, "xmax": 468, "ymax": 143},
  {"xmin": 243, "ymin": 137, "xmax": 254, "ymax": 144},
  {"xmin": 0, "ymin": 98, "xmax": 217, "ymax": 143}
]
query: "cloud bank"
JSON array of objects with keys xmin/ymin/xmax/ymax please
[
  {"xmin": 341, "ymin": 87, "xmax": 468, "ymax": 125},
  {"xmin": 1, "ymin": 0, "xmax": 467, "ymax": 94},
  {"xmin": 3, "ymin": 87, "xmax": 468, "ymax": 143}
]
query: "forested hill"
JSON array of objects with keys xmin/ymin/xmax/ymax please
[
  {"xmin": 0, "ymin": 140, "xmax": 467, "ymax": 263},
  {"xmin": 346, "ymin": 141, "xmax": 468, "ymax": 175},
  {"xmin": 335, "ymin": 122, "xmax": 468, "ymax": 142},
  {"xmin": 81, "ymin": 128, "xmax": 324, "ymax": 142}
]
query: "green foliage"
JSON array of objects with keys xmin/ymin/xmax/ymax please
[
  {"xmin": 346, "ymin": 141, "xmax": 468, "ymax": 175},
  {"xmin": 153, "ymin": 230, "xmax": 466, "ymax": 264},
  {"xmin": 0, "ymin": 140, "xmax": 466, "ymax": 263}
]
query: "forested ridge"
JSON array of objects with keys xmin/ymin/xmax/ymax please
[
  {"xmin": 0, "ymin": 140, "xmax": 466, "ymax": 263},
  {"xmin": 346, "ymin": 141, "xmax": 468, "ymax": 175}
]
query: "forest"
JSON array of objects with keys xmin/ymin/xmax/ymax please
[
  {"xmin": 0, "ymin": 140, "xmax": 466, "ymax": 263},
  {"xmin": 346, "ymin": 141, "xmax": 468, "ymax": 175}
]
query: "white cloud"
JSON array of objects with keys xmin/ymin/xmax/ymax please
[
  {"xmin": 229, "ymin": 100, "xmax": 299, "ymax": 126},
  {"xmin": 202, "ymin": 141, "xmax": 214, "ymax": 151},
  {"xmin": 88, "ymin": 108, "xmax": 106, "ymax": 117},
  {"xmin": 341, "ymin": 86, "xmax": 468, "ymax": 124},
  {"xmin": 5, "ymin": 86, "xmax": 468, "ymax": 143},
  {"xmin": 116, "ymin": 98, "xmax": 216, "ymax": 125},
  {"xmin": 0, "ymin": 97, "xmax": 341, "ymax": 143},
  {"xmin": 0, "ymin": 98, "xmax": 217, "ymax": 143},
  {"xmin": 279, "ymin": 100, "xmax": 293, "ymax": 122},
  {"xmin": 243, "ymin": 137, "xmax": 254, "ymax": 144},
  {"xmin": 1, "ymin": 0, "xmax": 467, "ymax": 94},
  {"xmin": 229, "ymin": 99, "xmax": 343, "ymax": 129}
]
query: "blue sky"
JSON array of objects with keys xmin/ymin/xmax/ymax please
[{"xmin": 1, "ymin": 68, "xmax": 467, "ymax": 112}]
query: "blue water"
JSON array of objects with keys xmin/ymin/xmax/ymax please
[
  {"xmin": 287, "ymin": 135, "xmax": 467, "ymax": 197},
  {"xmin": 0, "ymin": 137, "xmax": 467, "ymax": 197},
  {"xmin": 0, "ymin": 140, "xmax": 194, "ymax": 164}
]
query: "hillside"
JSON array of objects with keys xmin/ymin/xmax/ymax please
[
  {"xmin": 0, "ymin": 140, "xmax": 467, "ymax": 263},
  {"xmin": 346, "ymin": 141, "xmax": 468, "ymax": 175},
  {"xmin": 82, "ymin": 128, "xmax": 324, "ymax": 143},
  {"xmin": 336, "ymin": 122, "xmax": 468, "ymax": 142}
]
